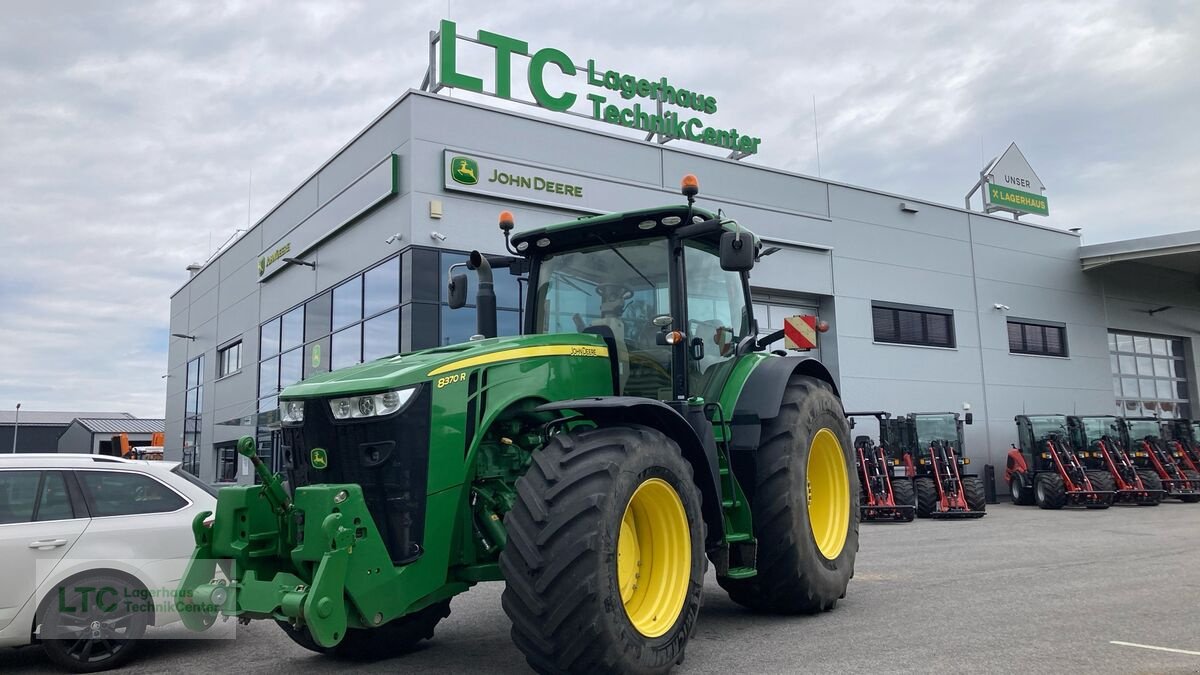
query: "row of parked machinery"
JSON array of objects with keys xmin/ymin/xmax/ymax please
[
  {"xmin": 1006, "ymin": 415, "xmax": 1200, "ymax": 508},
  {"xmin": 848, "ymin": 411, "xmax": 1200, "ymax": 520},
  {"xmin": 847, "ymin": 411, "xmax": 987, "ymax": 522}
]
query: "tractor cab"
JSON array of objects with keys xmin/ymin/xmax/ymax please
[
  {"xmin": 907, "ymin": 412, "xmax": 968, "ymax": 459},
  {"xmin": 1008, "ymin": 415, "xmax": 1113, "ymax": 508},
  {"xmin": 1159, "ymin": 418, "xmax": 1200, "ymax": 474},
  {"xmin": 895, "ymin": 412, "xmax": 984, "ymax": 518},
  {"xmin": 1067, "ymin": 415, "xmax": 1164, "ymax": 505},
  {"xmin": 1121, "ymin": 416, "xmax": 1200, "ymax": 500}
]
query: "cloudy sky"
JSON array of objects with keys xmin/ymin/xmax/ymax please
[{"xmin": 0, "ymin": 1, "xmax": 1196, "ymax": 417}]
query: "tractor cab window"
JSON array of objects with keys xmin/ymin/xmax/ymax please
[
  {"xmin": 913, "ymin": 415, "xmax": 958, "ymax": 455},
  {"xmin": 1125, "ymin": 419, "xmax": 1158, "ymax": 441},
  {"xmin": 1081, "ymin": 417, "xmax": 1119, "ymax": 445},
  {"xmin": 536, "ymin": 238, "xmax": 672, "ymax": 399},
  {"xmin": 1027, "ymin": 416, "xmax": 1069, "ymax": 441},
  {"xmin": 684, "ymin": 241, "xmax": 748, "ymax": 399}
]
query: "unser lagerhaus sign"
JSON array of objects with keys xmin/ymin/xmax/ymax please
[{"xmin": 436, "ymin": 20, "xmax": 763, "ymax": 156}]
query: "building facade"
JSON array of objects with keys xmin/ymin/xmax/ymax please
[{"xmin": 166, "ymin": 91, "xmax": 1200, "ymax": 486}]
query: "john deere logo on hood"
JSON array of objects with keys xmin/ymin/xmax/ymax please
[
  {"xmin": 310, "ymin": 447, "xmax": 328, "ymax": 470},
  {"xmin": 451, "ymin": 156, "xmax": 479, "ymax": 185}
]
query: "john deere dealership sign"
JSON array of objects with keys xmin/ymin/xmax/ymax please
[
  {"xmin": 443, "ymin": 150, "xmax": 624, "ymax": 213},
  {"xmin": 436, "ymin": 20, "xmax": 762, "ymax": 156},
  {"xmin": 981, "ymin": 143, "xmax": 1049, "ymax": 217}
]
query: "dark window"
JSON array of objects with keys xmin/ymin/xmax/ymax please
[
  {"xmin": 305, "ymin": 292, "xmax": 332, "ymax": 342},
  {"xmin": 36, "ymin": 472, "xmax": 74, "ymax": 521},
  {"xmin": 281, "ymin": 306, "xmax": 304, "ymax": 351},
  {"xmin": 172, "ymin": 464, "xmax": 219, "ymax": 497},
  {"xmin": 0, "ymin": 470, "xmax": 40, "ymax": 524},
  {"xmin": 333, "ymin": 277, "xmax": 363, "ymax": 330},
  {"xmin": 183, "ymin": 355, "xmax": 204, "ymax": 476},
  {"xmin": 332, "ymin": 324, "xmax": 363, "ymax": 370},
  {"xmin": 364, "ymin": 256, "xmax": 400, "ymax": 317},
  {"xmin": 363, "ymin": 309, "xmax": 399, "ymax": 361},
  {"xmin": 218, "ymin": 341, "xmax": 241, "ymax": 377},
  {"xmin": 304, "ymin": 336, "xmax": 331, "ymax": 379},
  {"xmin": 1008, "ymin": 320, "xmax": 1067, "ymax": 357},
  {"xmin": 214, "ymin": 443, "xmax": 238, "ymax": 483},
  {"xmin": 76, "ymin": 471, "xmax": 187, "ymax": 517},
  {"xmin": 871, "ymin": 303, "xmax": 955, "ymax": 348},
  {"xmin": 279, "ymin": 347, "xmax": 303, "ymax": 387},
  {"xmin": 260, "ymin": 317, "xmax": 281, "ymax": 358}
]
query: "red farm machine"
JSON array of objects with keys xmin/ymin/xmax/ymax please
[
  {"xmin": 846, "ymin": 412, "xmax": 914, "ymax": 522},
  {"xmin": 1066, "ymin": 415, "xmax": 1163, "ymax": 505},
  {"xmin": 1121, "ymin": 417, "xmax": 1200, "ymax": 503},
  {"xmin": 1007, "ymin": 415, "xmax": 1114, "ymax": 509},
  {"xmin": 892, "ymin": 412, "xmax": 986, "ymax": 519}
]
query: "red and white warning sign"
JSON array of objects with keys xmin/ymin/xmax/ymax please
[{"xmin": 784, "ymin": 314, "xmax": 818, "ymax": 350}]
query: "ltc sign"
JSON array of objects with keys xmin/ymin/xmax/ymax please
[{"xmin": 435, "ymin": 20, "xmax": 763, "ymax": 156}]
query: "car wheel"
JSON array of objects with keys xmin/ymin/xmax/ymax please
[{"xmin": 39, "ymin": 572, "xmax": 149, "ymax": 673}]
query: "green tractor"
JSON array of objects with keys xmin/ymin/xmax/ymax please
[{"xmin": 177, "ymin": 177, "xmax": 858, "ymax": 673}]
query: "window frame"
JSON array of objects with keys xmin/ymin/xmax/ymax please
[
  {"xmin": 0, "ymin": 470, "xmax": 81, "ymax": 525},
  {"xmin": 213, "ymin": 442, "xmax": 239, "ymax": 484},
  {"xmin": 870, "ymin": 301, "xmax": 956, "ymax": 349},
  {"xmin": 1007, "ymin": 318, "xmax": 1069, "ymax": 358},
  {"xmin": 73, "ymin": 469, "xmax": 191, "ymax": 518},
  {"xmin": 217, "ymin": 340, "xmax": 242, "ymax": 378}
]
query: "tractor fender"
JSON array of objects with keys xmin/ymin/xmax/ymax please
[
  {"xmin": 729, "ymin": 356, "xmax": 840, "ymax": 452},
  {"xmin": 536, "ymin": 397, "xmax": 725, "ymax": 551},
  {"xmin": 1006, "ymin": 449, "xmax": 1029, "ymax": 484}
]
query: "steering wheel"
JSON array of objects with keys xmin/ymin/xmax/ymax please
[{"xmin": 595, "ymin": 283, "xmax": 634, "ymax": 302}]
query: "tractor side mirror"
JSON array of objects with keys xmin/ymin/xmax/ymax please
[
  {"xmin": 719, "ymin": 231, "xmax": 755, "ymax": 272},
  {"xmin": 848, "ymin": 418, "xmax": 856, "ymax": 429},
  {"xmin": 964, "ymin": 413, "xmax": 974, "ymax": 425},
  {"xmin": 448, "ymin": 273, "xmax": 468, "ymax": 309}
]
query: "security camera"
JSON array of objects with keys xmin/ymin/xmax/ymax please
[
  {"xmin": 430, "ymin": 231, "xmax": 448, "ymax": 242},
  {"xmin": 385, "ymin": 233, "xmax": 403, "ymax": 244},
  {"xmin": 993, "ymin": 303, "xmax": 1010, "ymax": 311}
]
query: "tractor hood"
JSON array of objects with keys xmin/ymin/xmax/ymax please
[{"xmin": 278, "ymin": 332, "xmax": 610, "ymax": 399}]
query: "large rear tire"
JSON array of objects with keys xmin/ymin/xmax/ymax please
[
  {"xmin": 276, "ymin": 599, "xmax": 451, "ymax": 660},
  {"xmin": 914, "ymin": 477, "xmax": 938, "ymax": 517},
  {"xmin": 500, "ymin": 425, "xmax": 705, "ymax": 674},
  {"xmin": 962, "ymin": 476, "xmax": 987, "ymax": 513},
  {"xmin": 717, "ymin": 374, "xmax": 858, "ymax": 614},
  {"xmin": 1034, "ymin": 473, "xmax": 1066, "ymax": 510}
]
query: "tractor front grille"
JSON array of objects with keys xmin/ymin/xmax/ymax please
[{"xmin": 279, "ymin": 385, "xmax": 431, "ymax": 565}]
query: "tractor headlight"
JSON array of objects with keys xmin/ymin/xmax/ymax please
[
  {"xmin": 329, "ymin": 387, "xmax": 416, "ymax": 420},
  {"xmin": 279, "ymin": 400, "xmax": 305, "ymax": 424}
]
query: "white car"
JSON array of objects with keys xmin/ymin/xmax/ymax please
[{"xmin": 0, "ymin": 454, "xmax": 217, "ymax": 672}]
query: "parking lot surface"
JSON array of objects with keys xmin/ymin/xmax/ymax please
[{"xmin": 3, "ymin": 501, "xmax": 1198, "ymax": 673}]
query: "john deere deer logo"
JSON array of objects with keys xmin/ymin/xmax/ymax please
[
  {"xmin": 451, "ymin": 156, "xmax": 479, "ymax": 185},
  {"xmin": 310, "ymin": 447, "xmax": 328, "ymax": 470}
]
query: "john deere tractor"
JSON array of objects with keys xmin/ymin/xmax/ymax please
[{"xmin": 177, "ymin": 177, "xmax": 858, "ymax": 673}]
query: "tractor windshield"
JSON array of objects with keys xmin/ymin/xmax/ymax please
[
  {"xmin": 1027, "ymin": 415, "xmax": 1069, "ymax": 439},
  {"xmin": 1126, "ymin": 419, "xmax": 1159, "ymax": 440},
  {"xmin": 913, "ymin": 414, "xmax": 958, "ymax": 451},
  {"xmin": 1081, "ymin": 416, "xmax": 1120, "ymax": 444},
  {"xmin": 535, "ymin": 237, "xmax": 673, "ymax": 399}
]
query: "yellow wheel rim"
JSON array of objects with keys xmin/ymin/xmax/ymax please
[
  {"xmin": 617, "ymin": 477, "xmax": 691, "ymax": 638},
  {"xmin": 807, "ymin": 428, "xmax": 850, "ymax": 560}
]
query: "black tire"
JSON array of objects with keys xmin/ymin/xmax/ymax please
[
  {"xmin": 962, "ymin": 476, "xmax": 987, "ymax": 513},
  {"xmin": 276, "ymin": 599, "xmax": 451, "ymax": 660},
  {"xmin": 1181, "ymin": 470, "xmax": 1200, "ymax": 503},
  {"xmin": 1137, "ymin": 470, "xmax": 1163, "ymax": 505},
  {"xmin": 1010, "ymin": 472, "xmax": 1034, "ymax": 506},
  {"xmin": 717, "ymin": 374, "xmax": 858, "ymax": 614},
  {"xmin": 500, "ymin": 425, "xmax": 705, "ymax": 674},
  {"xmin": 1034, "ymin": 473, "xmax": 1066, "ymax": 510},
  {"xmin": 914, "ymin": 477, "xmax": 938, "ymax": 517},
  {"xmin": 39, "ymin": 572, "xmax": 149, "ymax": 673},
  {"xmin": 1084, "ymin": 470, "xmax": 1113, "ymax": 509},
  {"xmin": 891, "ymin": 477, "xmax": 915, "ymax": 520}
]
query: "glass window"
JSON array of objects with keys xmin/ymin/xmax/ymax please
[
  {"xmin": 77, "ymin": 471, "xmax": 187, "ymax": 517},
  {"xmin": 281, "ymin": 306, "xmax": 304, "ymax": 350},
  {"xmin": 363, "ymin": 309, "xmax": 399, "ymax": 361},
  {"xmin": 1008, "ymin": 320, "xmax": 1067, "ymax": 357},
  {"xmin": 498, "ymin": 309, "xmax": 521, "ymax": 337},
  {"xmin": 280, "ymin": 347, "xmax": 303, "ymax": 386},
  {"xmin": 333, "ymin": 277, "xmax": 363, "ymax": 330},
  {"xmin": 214, "ymin": 444, "xmax": 238, "ymax": 483},
  {"xmin": 260, "ymin": 318, "xmax": 281, "ymax": 358},
  {"xmin": 36, "ymin": 472, "xmax": 73, "ymax": 522},
  {"xmin": 304, "ymin": 336, "xmax": 331, "ymax": 379},
  {"xmin": 218, "ymin": 341, "xmax": 241, "ymax": 377},
  {"xmin": 0, "ymin": 471, "xmax": 40, "ymax": 524},
  {"xmin": 258, "ymin": 357, "xmax": 279, "ymax": 397},
  {"xmin": 1109, "ymin": 330, "xmax": 1191, "ymax": 420},
  {"xmin": 442, "ymin": 305, "xmax": 477, "ymax": 345},
  {"xmin": 364, "ymin": 257, "xmax": 400, "ymax": 317},
  {"xmin": 172, "ymin": 465, "xmax": 219, "ymax": 497},
  {"xmin": 305, "ymin": 292, "xmax": 332, "ymax": 342},
  {"xmin": 183, "ymin": 355, "xmax": 204, "ymax": 476},
  {"xmin": 332, "ymin": 325, "xmax": 363, "ymax": 370},
  {"xmin": 872, "ymin": 304, "xmax": 955, "ymax": 348},
  {"xmin": 685, "ymin": 241, "xmax": 747, "ymax": 397}
]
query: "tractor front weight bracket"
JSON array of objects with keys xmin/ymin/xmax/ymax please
[{"xmin": 302, "ymin": 512, "xmax": 355, "ymax": 647}]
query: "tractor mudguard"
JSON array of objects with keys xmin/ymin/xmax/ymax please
[
  {"xmin": 729, "ymin": 356, "xmax": 839, "ymax": 452},
  {"xmin": 536, "ymin": 397, "xmax": 725, "ymax": 550},
  {"xmin": 1006, "ymin": 449, "xmax": 1029, "ymax": 484}
]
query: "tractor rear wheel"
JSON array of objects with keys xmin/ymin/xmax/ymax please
[
  {"xmin": 1009, "ymin": 472, "xmax": 1034, "ymax": 505},
  {"xmin": 1034, "ymin": 473, "xmax": 1066, "ymax": 509},
  {"xmin": 962, "ymin": 476, "xmax": 987, "ymax": 512},
  {"xmin": 717, "ymin": 374, "xmax": 857, "ymax": 614},
  {"xmin": 1181, "ymin": 470, "xmax": 1200, "ymax": 503},
  {"xmin": 276, "ymin": 599, "xmax": 451, "ymax": 660},
  {"xmin": 914, "ymin": 477, "xmax": 938, "ymax": 517},
  {"xmin": 500, "ymin": 425, "xmax": 705, "ymax": 674},
  {"xmin": 892, "ymin": 478, "xmax": 915, "ymax": 518}
]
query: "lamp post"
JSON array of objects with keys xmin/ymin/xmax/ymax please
[{"xmin": 11, "ymin": 403, "xmax": 20, "ymax": 453}]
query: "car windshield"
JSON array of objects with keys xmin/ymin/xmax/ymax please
[
  {"xmin": 1126, "ymin": 420, "xmax": 1159, "ymax": 440},
  {"xmin": 913, "ymin": 414, "xmax": 958, "ymax": 449}
]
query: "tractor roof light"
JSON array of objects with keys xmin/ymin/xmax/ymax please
[
  {"xmin": 499, "ymin": 211, "xmax": 515, "ymax": 232},
  {"xmin": 665, "ymin": 330, "xmax": 686, "ymax": 345},
  {"xmin": 681, "ymin": 174, "xmax": 699, "ymax": 197}
]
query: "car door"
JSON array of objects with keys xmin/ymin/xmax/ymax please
[{"xmin": 0, "ymin": 470, "xmax": 89, "ymax": 632}]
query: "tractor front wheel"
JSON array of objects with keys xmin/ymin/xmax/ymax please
[
  {"xmin": 962, "ymin": 476, "xmax": 987, "ymax": 512},
  {"xmin": 914, "ymin": 477, "xmax": 938, "ymax": 517},
  {"xmin": 1086, "ymin": 471, "xmax": 1116, "ymax": 509},
  {"xmin": 892, "ymin": 478, "xmax": 915, "ymax": 520},
  {"xmin": 276, "ymin": 599, "xmax": 451, "ymax": 660},
  {"xmin": 1138, "ymin": 469, "xmax": 1164, "ymax": 505},
  {"xmin": 1010, "ymin": 472, "xmax": 1034, "ymax": 505},
  {"xmin": 1034, "ymin": 473, "xmax": 1066, "ymax": 509},
  {"xmin": 1181, "ymin": 470, "xmax": 1200, "ymax": 503},
  {"xmin": 717, "ymin": 374, "xmax": 857, "ymax": 614},
  {"xmin": 500, "ymin": 425, "xmax": 705, "ymax": 675}
]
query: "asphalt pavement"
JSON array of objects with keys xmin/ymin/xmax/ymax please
[{"xmin": 4, "ymin": 501, "xmax": 1199, "ymax": 674}]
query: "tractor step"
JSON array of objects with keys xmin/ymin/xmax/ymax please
[
  {"xmin": 1065, "ymin": 489, "xmax": 1115, "ymax": 505},
  {"xmin": 1113, "ymin": 488, "xmax": 1165, "ymax": 505},
  {"xmin": 861, "ymin": 504, "xmax": 915, "ymax": 522},
  {"xmin": 723, "ymin": 566, "xmax": 757, "ymax": 579},
  {"xmin": 930, "ymin": 508, "xmax": 986, "ymax": 519}
]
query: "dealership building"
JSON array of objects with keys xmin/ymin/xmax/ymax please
[{"xmin": 165, "ymin": 85, "xmax": 1200, "ymax": 486}]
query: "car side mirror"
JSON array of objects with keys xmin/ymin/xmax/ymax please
[
  {"xmin": 448, "ymin": 273, "xmax": 468, "ymax": 309},
  {"xmin": 964, "ymin": 413, "xmax": 974, "ymax": 425},
  {"xmin": 719, "ymin": 231, "xmax": 755, "ymax": 272}
]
